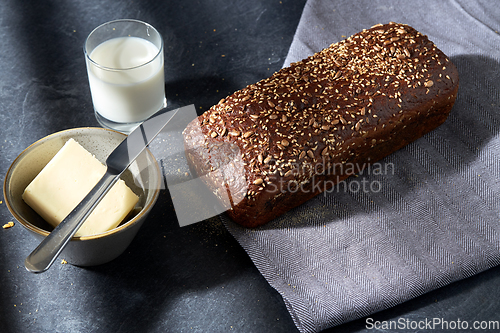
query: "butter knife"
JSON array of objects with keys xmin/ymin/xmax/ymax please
[{"xmin": 25, "ymin": 106, "xmax": 180, "ymax": 273}]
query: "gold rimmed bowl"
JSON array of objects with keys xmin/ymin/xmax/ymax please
[{"xmin": 3, "ymin": 127, "xmax": 162, "ymax": 266}]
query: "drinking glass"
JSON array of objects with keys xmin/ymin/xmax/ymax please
[{"xmin": 84, "ymin": 19, "xmax": 166, "ymax": 133}]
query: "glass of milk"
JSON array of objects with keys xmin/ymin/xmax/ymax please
[{"xmin": 84, "ymin": 19, "xmax": 166, "ymax": 133}]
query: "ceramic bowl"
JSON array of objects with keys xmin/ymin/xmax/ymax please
[{"xmin": 3, "ymin": 127, "xmax": 161, "ymax": 267}]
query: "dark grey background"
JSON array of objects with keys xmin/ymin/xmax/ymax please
[{"xmin": 1, "ymin": 0, "xmax": 499, "ymax": 332}]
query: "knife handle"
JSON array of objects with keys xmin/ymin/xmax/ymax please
[{"xmin": 24, "ymin": 170, "xmax": 118, "ymax": 273}]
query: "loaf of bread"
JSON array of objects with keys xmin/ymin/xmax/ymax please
[{"xmin": 182, "ymin": 22, "xmax": 459, "ymax": 228}]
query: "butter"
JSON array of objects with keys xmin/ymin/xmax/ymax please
[{"xmin": 22, "ymin": 138, "xmax": 139, "ymax": 237}]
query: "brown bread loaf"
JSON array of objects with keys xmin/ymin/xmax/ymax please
[{"xmin": 182, "ymin": 22, "xmax": 459, "ymax": 228}]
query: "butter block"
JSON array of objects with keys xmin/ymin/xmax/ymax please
[{"xmin": 22, "ymin": 138, "xmax": 139, "ymax": 237}]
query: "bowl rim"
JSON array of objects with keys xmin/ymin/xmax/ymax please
[{"xmin": 3, "ymin": 127, "xmax": 162, "ymax": 241}]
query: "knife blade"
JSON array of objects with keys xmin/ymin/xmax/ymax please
[{"xmin": 24, "ymin": 106, "xmax": 180, "ymax": 273}]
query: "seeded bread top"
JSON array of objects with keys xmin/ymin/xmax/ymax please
[{"xmin": 183, "ymin": 22, "xmax": 458, "ymax": 204}]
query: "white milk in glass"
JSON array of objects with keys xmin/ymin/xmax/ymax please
[{"xmin": 87, "ymin": 36, "xmax": 165, "ymax": 124}]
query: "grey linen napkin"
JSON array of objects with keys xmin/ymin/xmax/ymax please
[{"xmin": 222, "ymin": 0, "xmax": 500, "ymax": 332}]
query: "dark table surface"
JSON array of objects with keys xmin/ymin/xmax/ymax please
[{"xmin": 1, "ymin": 1, "xmax": 499, "ymax": 332}]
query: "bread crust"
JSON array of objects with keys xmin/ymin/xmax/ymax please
[{"xmin": 183, "ymin": 22, "xmax": 459, "ymax": 228}]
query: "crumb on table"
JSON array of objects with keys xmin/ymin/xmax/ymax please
[{"xmin": 2, "ymin": 221, "xmax": 14, "ymax": 229}]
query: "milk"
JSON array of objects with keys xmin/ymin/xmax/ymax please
[{"xmin": 87, "ymin": 36, "xmax": 165, "ymax": 124}]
